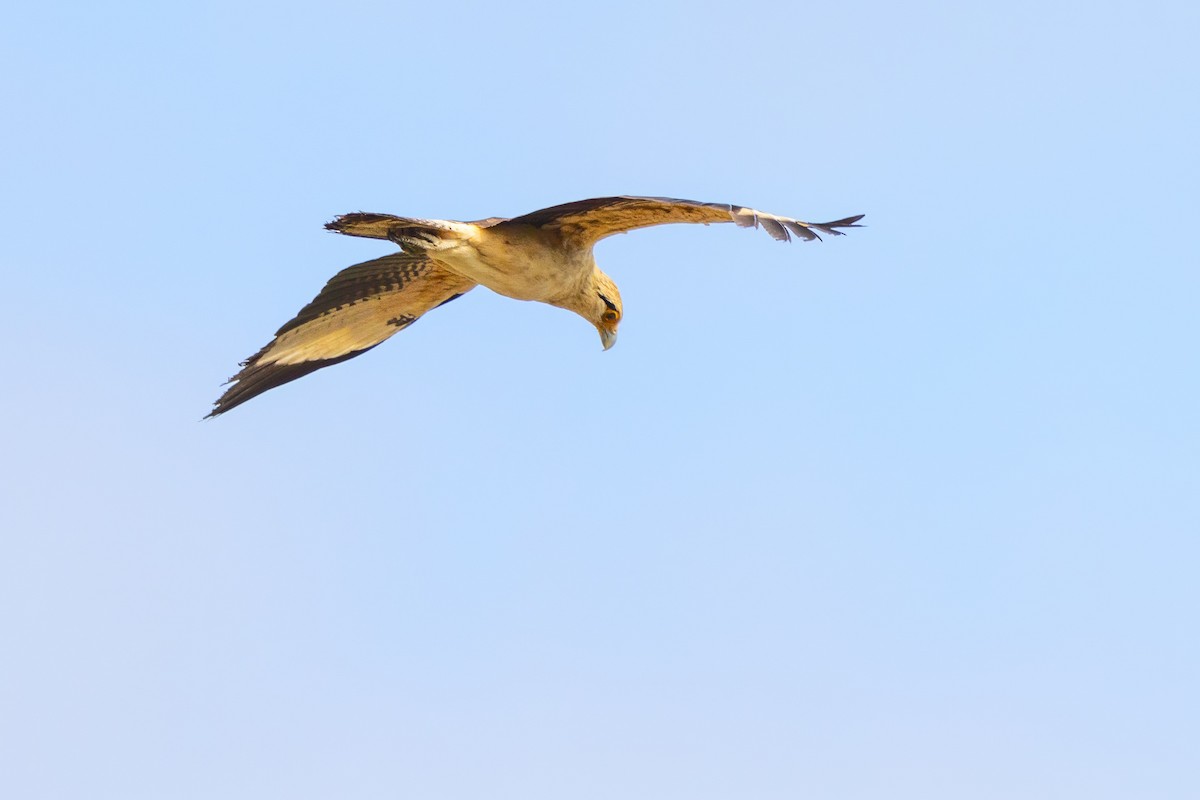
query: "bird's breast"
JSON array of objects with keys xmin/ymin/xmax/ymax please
[{"xmin": 434, "ymin": 228, "xmax": 589, "ymax": 303}]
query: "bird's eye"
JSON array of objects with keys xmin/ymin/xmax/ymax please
[{"xmin": 602, "ymin": 310, "xmax": 619, "ymax": 323}]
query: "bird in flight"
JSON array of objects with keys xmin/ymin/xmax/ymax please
[{"xmin": 208, "ymin": 196, "xmax": 863, "ymax": 417}]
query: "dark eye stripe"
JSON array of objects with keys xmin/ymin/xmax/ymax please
[{"xmin": 598, "ymin": 293, "xmax": 618, "ymax": 312}]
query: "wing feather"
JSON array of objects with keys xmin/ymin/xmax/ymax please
[
  {"xmin": 208, "ymin": 253, "xmax": 474, "ymax": 417},
  {"xmin": 499, "ymin": 196, "xmax": 863, "ymax": 246}
]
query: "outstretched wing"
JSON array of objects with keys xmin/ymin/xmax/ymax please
[
  {"xmin": 502, "ymin": 195, "xmax": 863, "ymax": 246},
  {"xmin": 208, "ymin": 253, "xmax": 474, "ymax": 417}
]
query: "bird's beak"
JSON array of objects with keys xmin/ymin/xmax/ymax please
[{"xmin": 599, "ymin": 327, "xmax": 618, "ymax": 351}]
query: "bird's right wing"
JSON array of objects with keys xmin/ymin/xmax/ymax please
[
  {"xmin": 502, "ymin": 196, "xmax": 863, "ymax": 246},
  {"xmin": 209, "ymin": 253, "xmax": 474, "ymax": 417}
]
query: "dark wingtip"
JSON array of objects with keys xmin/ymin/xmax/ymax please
[
  {"xmin": 206, "ymin": 345, "xmax": 379, "ymax": 419},
  {"xmin": 324, "ymin": 212, "xmax": 376, "ymax": 234},
  {"xmin": 811, "ymin": 214, "xmax": 866, "ymax": 237}
]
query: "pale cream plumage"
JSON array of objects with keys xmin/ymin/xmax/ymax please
[{"xmin": 209, "ymin": 196, "xmax": 862, "ymax": 416}]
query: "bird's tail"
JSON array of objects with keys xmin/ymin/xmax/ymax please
[{"xmin": 325, "ymin": 213, "xmax": 475, "ymax": 252}]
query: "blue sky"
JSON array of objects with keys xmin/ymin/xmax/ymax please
[{"xmin": 2, "ymin": 1, "xmax": 1197, "ymax": 797}]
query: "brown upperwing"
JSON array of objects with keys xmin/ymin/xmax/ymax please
[{"xmin": 501, "ymin": 196, "xmax": 864, "ymax": 245}]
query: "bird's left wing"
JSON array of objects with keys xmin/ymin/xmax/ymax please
[
  {"xmin": 208, "ymin": 253, "xmax": 474, "ymax": 417},
  {"xmin": 501, "ymin": 195, "xmax": 863, "ymax": 246}
]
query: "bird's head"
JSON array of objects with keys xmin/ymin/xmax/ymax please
[
  {"xmin": 554, "ymin": 267, "xmax": 623, "ymax": 350},
  {"xmin": 590, "ymin": 269, "xmax": 623, "ymax": 351}
]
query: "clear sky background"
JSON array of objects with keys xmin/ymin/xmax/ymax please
[{"xmin": 2, "ymin": 1, "xmax": 1197, "ymax": 798}]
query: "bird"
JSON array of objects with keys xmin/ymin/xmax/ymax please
[{"xmin": 208, "ymin": 195, "xmax": 863, "ymax": 417}]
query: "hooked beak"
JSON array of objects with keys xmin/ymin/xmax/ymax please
[{"xmin": 599, "ymin": 326, "xmax": 618, "ymax": 351}]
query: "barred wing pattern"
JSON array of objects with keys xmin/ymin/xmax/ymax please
[
  {"xmin": 208, "ymin": 253, "xmax": 475, "ymax": 417},
  {"xmin": 502, "ymin": 196, "xmax": 864, "ymax": 245}
]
